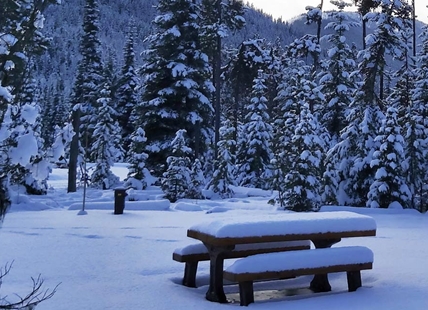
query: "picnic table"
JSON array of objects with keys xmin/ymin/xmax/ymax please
[{"xmin": 187, "ymin": 211, "xmax": 377, "ymax": 303}]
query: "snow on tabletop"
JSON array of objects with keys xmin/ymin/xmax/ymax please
[
  {"xmin": 174, "ymin": 240, "xmax": 311, "ymax": 256},
  {"xmin": 225, "ymin": 246, "xmax": 373, "ymax": 274},
  {"xmin": 189, "ymin": 211, "xmax": 376, "ymax": 238}
]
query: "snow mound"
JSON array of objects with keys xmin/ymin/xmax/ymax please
[{"xmin": 174, "ymin": 202, "xmax": 203, "ymax": 212}]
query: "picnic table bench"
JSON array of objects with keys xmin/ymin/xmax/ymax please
[
  {"xmin": 186, "ymin": 211, "xmax": 377, "ymax": 303},
  {"xmin": 173, "ymin": 240, "xmax": 311, "ymax": 287},
  {"xmin": 224, "ymin": 246, "xmax": 374, "ymax": 306}
]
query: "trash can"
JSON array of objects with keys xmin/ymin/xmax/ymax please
[{"xmin": 114, "ymin": 188, "xmax": 127, "ymax": 214}]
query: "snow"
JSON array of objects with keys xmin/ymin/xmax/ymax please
[
  {"xmin": 174, "ymin": 202, "xmax": 203, "ymax": 212},
  {"xmin": 1, "ymin": 166, "xmax": 428, "ymax": 309},
  {"xmin": 225, "ymin": 246, "xmax": 373, "ymax": 274},
  {"xmin": 9, "ymin": 132, "xmax": 39, "ymax": 166},
  {"xmin": 189, "ymin": 211, "xmax": 376, "ymax": 239}
]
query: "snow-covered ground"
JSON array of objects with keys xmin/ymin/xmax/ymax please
[{"xmin": 1, "ymin": 165, "xmax": 428, "ymax": 310}]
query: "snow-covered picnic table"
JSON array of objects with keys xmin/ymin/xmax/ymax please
[{"xmin": 187, "ymin": 211, "xmax": 377, "ymax": 303}]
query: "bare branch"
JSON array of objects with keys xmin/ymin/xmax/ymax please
[{"xmin": 0, "ymin": 263, "xmax": 60, "ymax": 310}]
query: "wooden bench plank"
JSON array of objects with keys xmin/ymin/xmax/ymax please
[
  {"xmin": 223, "ymin": 246, "xmax": 373, "ymax": 306},
  {"xmin": 173, "ymin": 240, "xmax": 311, "ymax": 287}
]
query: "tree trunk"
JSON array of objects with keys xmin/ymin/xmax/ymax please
[
  {"xmin": 0, "ymin": 176, "xmax": 10, "ymax": 221},
  {"xmin": 213, "ymin": 0, "xmax": 222, "ymax": 161},
  {"xmin": 412, "ymin": 0, "xmax": 416, "ymax": 57},
  {"xmin": 67, "ymin": 108, "xmax": 80, "ymax": 193},
  {"xmin": 362, "ymin": 19, "xmax": 367, "ymax": 50}
]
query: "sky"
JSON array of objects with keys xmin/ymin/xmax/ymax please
[{"xmin": 247, "ymin": 1, "xmax": 428, "ymax": 24}]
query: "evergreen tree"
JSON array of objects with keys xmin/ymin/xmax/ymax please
[
  {"xmin": 409, "ymin": 20, "xmax": 428, "ymax": 210},
  {"xmin": 305, "ymin": 2, "xmax": 324, "ymax": 70},
  {"xmin": 141, "ymin": 0, "xmax": 214, "ymax": 176},
  {"xmin": 327, "ymin": 0, "xmax": 411, "ymax": 206},
  {"xmin": 367, "ymin": 107, "xmax": 411, "ymax": 208},
  {"xmin": 353, "ymin": 0, "xmax": 381, "ymax": 49},
  {"xmin": 89, "ymin": 84, "xmax": 121, "ymax": 189},
  {"xmin": 0, "ymin": 0, "xmax": 59, "ymax": 218},
  {"xmin": 161, "ymin": 129, "xmax": 192, "ymax": 202},
  {"xmin": 68, "ymin": 0, "xmax": 104, "ymax": 192},
  {"xmin": 223, "ymin": 38, "xmax": 270, "ymax": 133},
  {"xmin": 280, "ymin": 104, "xmax": 323, "ymax": 212},
  {"xmin": 207, "ymin": 119, "xmax": 235, "ymax": 198},
  {"xmin": 187, "ymin": 158, "xmax": 205, "ymax": 199},
  {"xmin": 269, "ymin": 55, "xmax": 303, "ymax": 202},
  {"xmin": 237, "ymin": 69, "xmax": 273, "ymax": 188},
  {"xmin": 318, "ymin": 0, "xmax": 359, "ymax": 144},
  {"xmin": 116, "ymin": 26, "xmax": 139, "ymax": 156},
  {"xmin": 124, "ymin": 127, "xmax": 149, "ymax": 190},
  {"xmin": 5, "ymin": 75, "xmax": 46, "ymax": 195},
  {"xmin": 200, "ymin": 0, "xmax": 245, "ymax": 158}
]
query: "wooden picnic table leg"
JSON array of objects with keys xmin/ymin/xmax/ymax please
[
  {"xmin": 310, "ymin": 238, "xmax": 341, "ymax": 292},
  {"xmin": 203, "ymin": 243, "xmax": 235, "ymax": 303}
]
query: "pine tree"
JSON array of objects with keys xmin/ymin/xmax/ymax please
[
  {"xmin": 116, "ymin": 26, "xmax": 139, "ymax": 156},
  {"xmin": 200, "ymin": 0, "xmax": 245, "ymax": 158},
  {"xmin": 141, "ymin": 0, "xmax": 214, "ymax": 176},
  {"xmin": 89, "ymin": 84, "xmax": 121, "ymax": 189},
  {"xmin": 269, "ymin": 56, "xmax": 303, "ymax": 203},
  {"xmin": 409, "ymin": 20, "xmax": 428, "ymax": 210},
  {"xmin": 0, "ymin": 0, "xmax": 59, "ymax": 218},
  {"xmin": 207, "ymin": 119, "xmax": 236, "ymax": 198},
  {"xmin": 367, "ymin": 107, "xmax": 411, "ymax": 208},
  {"xmin": 15, "ymin": 76, "xmax": 50, "ymax": 195},
  {"xmin": 124, "ymin": 127, "xmax": 149, "ymax": 190},
  {"xmin": 353, "ymin": 0, "xmax": 381, "ymax": 49},
  {"xmin": 328, "ymin": 0, "xmax": 411, "ymax": 206},
  {"xmin": 68, "ymin": 0, "xmax": 104, "ymax": 192},
  {"xmin": 161, "ymin": 129, "xmax": 192, "ymax": 202},
  {"xmin": 318, "ymin": 0, "xmax": 359, "ymax": 144},
  {"xmin": 280, "ymin": 104, "xmax": 323, "ymax": 212},
  {"xmin": 237, "ymin": 69, "xmax": 273, "ymax": 189},
  {"xmin": 187, "ymin": 159, "xmax": 205, "ymax": 199}
]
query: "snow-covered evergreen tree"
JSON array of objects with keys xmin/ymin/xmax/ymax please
[
  {"xmin": 319, "ymin": 0, "xmax": 359, "ymax": 144},
  {"xmin": 237, "ymin": 70, "xmax": 273, "ymax": 189},
  {"xmin": 13, "ymin": 76, "xmax": 50, "ymax": 195},
  {"xmin": 367, "ymin": 107, "xmax": 411, "ymax": 209},
  {"xmin": 207, "ymin": 119, "xmax": 235, "ymax": 198},
  {"xmin": 408, "ymin": 19, "xmax": 428, "ymax": 210},
  {"xmin": 279, "ymin": 104, "xmax": 323, "ymax": 212},
  {"xmin": 124, "ymin": 127, "xmax": 149, "ymax": 190},
  {"xmin": 116, "ymin": 26, "xmax": 139, "ymax": 156},
  {"xmin": 269, "ymin": 56, "xmax": 303, "ymax": 200},
  {"xmin": 326, "ymin": 0, "xmax": 411, "ymax": 206},
  {"xmin": 0, "ymin": 0, "xmax": 59, "ymax": 218},
  {"xmin": 199, "ymin": 0, "xmax": 245, "ymax": 157},
  {"xmin": 161, "ymin": 129, "xmax": 192, "ymax": 202},
  {"xmin": 68, "ymin": 0, "xmax": 104, "ymax": 192},
  {"xmin": 187, "ymin": 158, "xmax": 205, "ymax": 199},
  {"xmin": 141, "ymin": 0, "xmax": 214, "ymax": 175},
  {"xmin": 89, "ymin": 84, "xmax": 121, "ymax": 189}
]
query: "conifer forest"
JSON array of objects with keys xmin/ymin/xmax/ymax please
[{"xmin": 2, "ymin": 0, "xmax": 428, "ymax": 217}]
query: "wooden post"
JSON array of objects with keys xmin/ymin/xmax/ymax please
[
  {"xmin": 182, "ymin": 262, "xmax": 198, "ymax": 288},
  {"xmin": 204, "ymin": 244, "xmax": 234, "ymax": 303},
  {"xmin": 347, "ymin": 271, "xmax": 362, "ymax": 292},
  {"xmin": 310, "ymin": 238, "xmax": 341, "ymax": 292},
  {"xmin": 239, "ymin": 281, "xmax": 254, "ymax": 306}
]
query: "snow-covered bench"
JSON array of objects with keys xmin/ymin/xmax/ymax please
[
  {"xmin": 173, "ymin": 240, "xmax": 311, "ymax": 287},
  {"xmin": 223, "ymin": 246, "xmax": 374, "ymax": 306}
]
